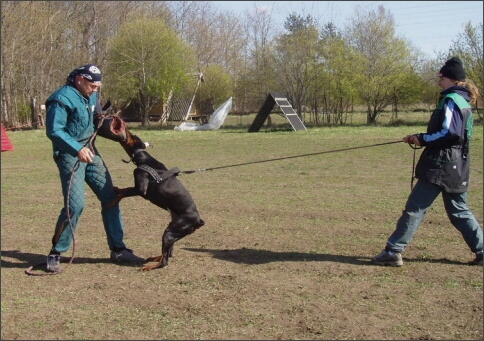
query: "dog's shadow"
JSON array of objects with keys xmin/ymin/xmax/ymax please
[
  {"xmin": 183, "ymin": 247, "xmax": 467, "ymax": 266},
  {"xmin": 183, "ymin": 247, "xmax": 371, "ymax": 266}
]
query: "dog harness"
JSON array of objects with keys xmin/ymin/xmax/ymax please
[{"xmin": 137, "ymin": 164, "xmax": 181, "ymax": 183}]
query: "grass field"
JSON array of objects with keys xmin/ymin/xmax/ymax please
[{"xmin": 1, "ymin": 118, "xmax": 482, "ymax": 340}]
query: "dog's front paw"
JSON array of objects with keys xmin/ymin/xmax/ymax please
[
  {"xmin": 141, "ymin": 262, "xmax": 164, "ymax": 271},
  {"xmin": 145, "ymin": 255, "xmax": 163, "ymax": 263},
  {"xmin": 105, "ymin": 196, "xmax": 121, "ymax": 209}
]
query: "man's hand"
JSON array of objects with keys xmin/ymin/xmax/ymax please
[
  {"xmin": 77, "ymin": 147, "xmax": 94, "ymax": 163},
  {"xmin": 403, "ymin": 134, "xmax": 421, "ymax": 146}
]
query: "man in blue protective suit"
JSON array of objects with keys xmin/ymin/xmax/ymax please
[{"xmin": 45, "ymin": 64, "xmax": 144, "ymax": 272}]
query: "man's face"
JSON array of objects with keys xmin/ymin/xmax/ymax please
[{"xmin": 75, "ymin": 75, "xmax": 101, "ymax": 97}]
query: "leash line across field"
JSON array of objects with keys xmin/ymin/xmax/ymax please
[{"xmin": 180, "ymin": 140, "xmax": 405, "ymax": 174}]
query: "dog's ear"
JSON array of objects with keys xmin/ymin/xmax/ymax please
[{"xmin": 101, "ymin": 100, "xmax": 112, "ymax": 112}]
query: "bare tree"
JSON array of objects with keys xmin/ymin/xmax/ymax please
[
  {"xmin": 237, "ymin": 4, "xmax": 278, "ymax": 113},
  {"xmin": 345, "ymin": 5, "xmax": 417, "ymax": 124},
  {"xmin": 1, "ymin": 1, "xmax": 71, "ymax": 126},
  {"xmin": 0, "ymin": 1, "xmax": 146, "ymax": 127},
  {"xmin": 274, "ymin": 14, "xmax": 319, "ymax": 117},
  {"xmin": 449, "ymin": 22, "xmax": 483, "ymax": 112},
  {"xmin": 165, "ymin": 2, "xmax": 247, "ymax": 112}
]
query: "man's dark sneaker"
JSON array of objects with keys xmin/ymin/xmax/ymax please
[
  {"xmin": 110, "ymin": 248, "xmax": 144, "ymax": 263},
  {"xmin": 371, "ymin": 250, "xmax": 403, "ymax": 267},
  {"xmin": 46, "ymin": 254, "xmax": 61, "ymax": 272}
]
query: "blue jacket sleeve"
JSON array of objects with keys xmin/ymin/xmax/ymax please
[{"xmin": 417, "ymin": 99, "xmax": 461, "ymax": 147}]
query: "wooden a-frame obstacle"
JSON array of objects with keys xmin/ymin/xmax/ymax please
[
  {"xmin": 161, "ymin": 73, "xmax": 208, "ymax": 124},
  {"xmin": 248, "ymin": 92, "xmax": 306, "ymax": 132}
]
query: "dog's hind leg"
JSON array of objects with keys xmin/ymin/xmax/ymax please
[{"xmin": 141, "ymin": 219, "xmax": 203, "ymax": 271}]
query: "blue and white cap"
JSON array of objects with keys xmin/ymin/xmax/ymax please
[{"xmin": 67, "ymin": 64, "xmax": 102, "ymax": 85}]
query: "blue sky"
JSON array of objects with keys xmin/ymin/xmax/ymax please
[{"xmin": 214, "ymin": 1, "xmax": 483, "ymax": 59}]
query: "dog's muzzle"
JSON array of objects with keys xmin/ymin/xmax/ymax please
[{"xmin": 94, "ymin": 114, "xmax": 127, "ymax": 142}]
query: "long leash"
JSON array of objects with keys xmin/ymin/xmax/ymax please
[
  {"xmin": 408, "ymin": 143, "xmax": 423, "ymax": 190},
  {"xmin": 180, "ymin": 140, "xmax": 404, "ymax": 174},
  {"xmin": 24, "ymin": 161, "xmax": 80, "ymax": 276},
  {"xmin": 181, "ymin": 139, "xmax": 421, "ymax": 192},
  {"xmin": 25, "ymin": 116, "xmax": 106, "ymax": 276}
]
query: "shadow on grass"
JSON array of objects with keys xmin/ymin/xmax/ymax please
[
  {"xmin": 183, "ymin": 247, "xmax": 468, "ymax": 266},
  {"xmin": 1, "ymin": 249, "xmax": 141, "ymax": 273},
  {"xmin": 2, "ymin": 248, "xmax": 469, "ymax": 273}
]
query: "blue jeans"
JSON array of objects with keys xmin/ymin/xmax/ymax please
[
  {"xmin": 387, "ymin": 179, "xmax": 483, "ymax": 254},
  {"xmin": 51, "ymin": 151, "xmax": 127, "ymax": 253}
]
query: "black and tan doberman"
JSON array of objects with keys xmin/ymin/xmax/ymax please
[{"xmin": 105, "ymin": 124, "xmax": 204, "ymax": 271}]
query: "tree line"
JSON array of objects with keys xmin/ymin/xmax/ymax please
[{"xmin": 1, "ymin": 1, "xmax": 482, "ymax": 128}]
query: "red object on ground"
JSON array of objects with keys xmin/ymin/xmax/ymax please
[{"xmin": 1, "ymin": 124, "xmax": 14, "ymax": 152}]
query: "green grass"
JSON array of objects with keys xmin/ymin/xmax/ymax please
[{"xmin": 1, "ymin": 120, "xmax": 482, "ymax": 340}]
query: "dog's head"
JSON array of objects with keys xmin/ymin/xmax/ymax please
[
  {"xmin": 94, "ymin": 114, "xmax": 150, "ymax": 162},
  {"xmin": 121, "ymin": 128, "xmax": 150, "ymax": 159},
  {"xmin": 94, "ymin": 114, "xmax": 126, "ymax": 142}
]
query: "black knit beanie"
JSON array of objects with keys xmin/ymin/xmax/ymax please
[{"xmin": 439, "ymin": 57, "xmax": 466, "ymax": 81}]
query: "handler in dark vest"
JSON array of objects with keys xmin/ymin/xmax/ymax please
[
  {"xmin": 372, "ymin": 57, "xmax": 483, "ymax": 267},
  {"xmin": 45, "ymin": 64, "xmax": 144, "ymax": 272}
]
